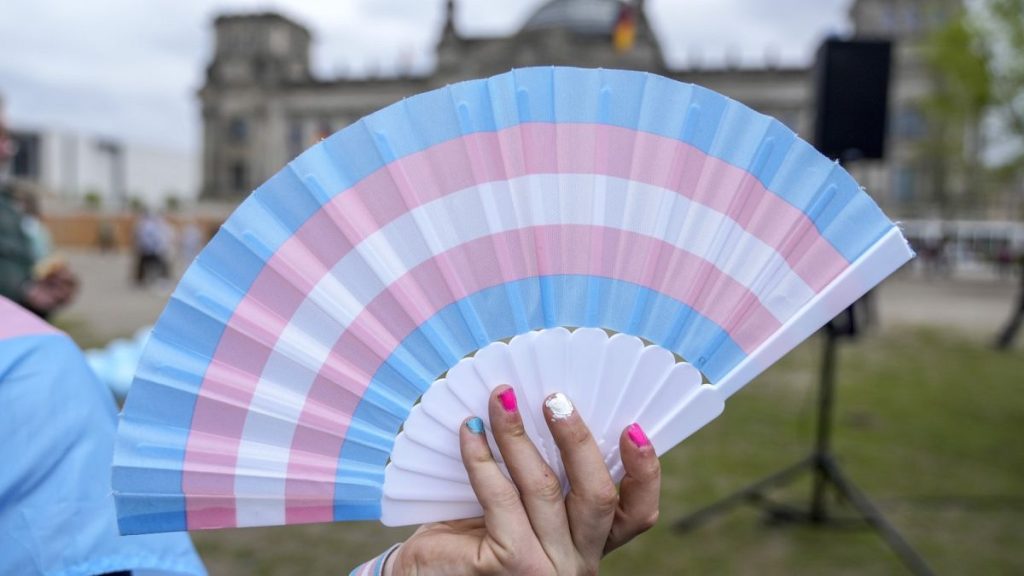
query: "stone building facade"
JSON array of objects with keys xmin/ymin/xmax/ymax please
[{"xmin": 199, "ymin": 0, "xmax": 958, "ymax": 216}]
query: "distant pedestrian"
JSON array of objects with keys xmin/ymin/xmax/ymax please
[
  {"xmin": 133, "ymin": 208, "xmax": 172, "ymax": 286},
  {"xmin": 995, "ymin": 252, "xmax": 1024, "ymax": 350},
  {"xmin": 13, "ymin": 188, "xmax": 53, "ymax": 263},
  {"xmin": 0, "ymin": 94, "xmax": 76, "ymax": 317}
]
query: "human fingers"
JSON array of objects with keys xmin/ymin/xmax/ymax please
[
  {"xmin": 605, "ymin": 422, "xmax": 661, "ymax": 553},
  {"xmin": 58, "ymin": 268, "xmax": 79, "ymax": 289},
  {"xmin": 53, "ymin": 275, "xmax": 77, "ymax": 303},
  {"xmin": 543, "ymin": 392, "xmax": 618, "ymax": 565},
  {"xmin": 458, "ymin": 415, "xmax": 534, "ymax": 554},
  {"xmin": 24, "ymin": 282, "xmax": 57, "ymax": 311},
  {"xmin": 39, "ymin": 269, "xmax": 69, "ymax": 290},
  {"xmin": 488, "ymin": 386, "xmax": 574, "ymax": 562},
  {"xmin": 47, "ymin": 261, "xmax": 71, "ymax": 277}
]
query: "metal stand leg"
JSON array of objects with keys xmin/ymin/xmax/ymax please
[
  {"xmin": 673, "ymin": 457, "xmax": 813, "ymax": 531},
  {"xmin": 673, "ymin": 317, "xmax": 934, "ymax": 575}
]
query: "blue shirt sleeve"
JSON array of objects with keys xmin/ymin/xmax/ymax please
[{"xmin": 0, "ymin": 327, "xmax": 207, "ymax": 576}]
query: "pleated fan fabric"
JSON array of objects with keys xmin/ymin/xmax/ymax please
[{"xmin": 114, "ymin": 67, "xmax": 912, "ymax": 534}]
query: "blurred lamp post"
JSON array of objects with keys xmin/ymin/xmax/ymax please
[{"xmin": 95, "ymin": 140, "xmax": 126, "ymax": 211}]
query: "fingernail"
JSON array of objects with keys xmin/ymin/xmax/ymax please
[
  {"xmin": 544, "ymin": 392, "xmax": 574, "ymax": 420},
  {"xmin": 627, "ymin": 423, "xmax": 650, "ymax": 448},
  {"xmin": 466, "ymin": 417, "xmax": 485, "ymax": 435},
  {"xmin": 498, "ymin": 388, "xmax": 517, "ymax": 413}
]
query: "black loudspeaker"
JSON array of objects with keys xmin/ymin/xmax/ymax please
[{"xmin": 813, "ymin": 39, "xmax": 892, "ymax": 161}]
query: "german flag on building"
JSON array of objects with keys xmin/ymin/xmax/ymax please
[{"xmin": 613, "ymin": 4, "xmax": 636, "ymax": 53}]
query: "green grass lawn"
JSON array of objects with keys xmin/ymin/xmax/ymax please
[{"xmin": 176, "ymin": 327, "xmax": 1024, "ymax": 575}]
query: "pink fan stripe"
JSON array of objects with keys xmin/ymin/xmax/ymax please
[
  {"xmin": 278, "ymin": 225, "xmax": 782, "ymax": 524},
  {"xmin": 182, "ymin": 122, "xmax": 848, "ymax": 528},
  {"xmin": 181, "ymin": 225, "xmax": 782, "ymax": 528},
  {"xmin": 0, "ymin": 297, "xmax": 59, "ymax": 340},
  {"xmin": 338, "ymin": 122, "xmax": 847, "ymax": 290}
]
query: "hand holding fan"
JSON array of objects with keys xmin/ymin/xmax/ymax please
[
  {"xmin": 112, "ymin": 66, "xmax": 913, "ymax": 534},
  {"xmin": 383, "ymin": 326, "xmax": 721, "ymax": 525}
]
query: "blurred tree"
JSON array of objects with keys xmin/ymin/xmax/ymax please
[
  {"xmin": 83, "ymin": 189, "xmax": 103, "ymax": 211},
  {"xmin": 981, "ymin": 0, "xmax": 1024, "ymax": 349},
  {"xmin": 986, "ymin": 0, "xmax": 1024, "ymax": 135},
  {"xmin": 164, "ymin": 194, "xmax": 181, "ymax": 213},
  {"xmin": 983, "ymin": 0, "xmax": 1024, "ymax": 219},
  {"xmin": 128, "ymin": 196, "xmax": 146, "ymax": 213},
  {"xmin": 922, "ymin": 0, "xmax": 1024, "ymax": 217},
  {"xmin": 920, "ymin": 5, "xmax": 993, "ymax": 216}
]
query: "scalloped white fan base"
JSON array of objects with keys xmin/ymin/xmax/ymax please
[{"xmin": 381, "ymin": 327, "xmax": 725, "ymax": 526}]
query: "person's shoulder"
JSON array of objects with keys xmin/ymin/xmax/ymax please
[
  {"xmin": 0, "ymin": 298, "xmax": 76, "ymax": 373},
  {"xmin": 0, "ymin": 298, "xmax": 106, "ymax": 416},
  {"xmin": 0, "ymin": 297, "xmax": 60, "ymax": 341}
]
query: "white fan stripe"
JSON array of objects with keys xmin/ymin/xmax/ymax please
[
  {"xmin": 235, "ymin": 318, "xmax": 324, "ymax": 527},
  {"xmin": 359, "ymin": 174, "xmax": 814, "ymax": 317},
  {"xmin": 230, "ymin": 173, "xmax": 814, "ymax": 525}
]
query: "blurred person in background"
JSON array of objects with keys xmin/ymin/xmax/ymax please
[
  {"xmin": 995, "ymin": 248, "xmax": 1024, "ymax": 349},
  {"xmin": 0, "ymin": 93, "xmax": 77, "ymax": 318},
  {"xmin": 0, "ymin": 295, "xmax": 208, "ymax": 576},
  {"xmin": 14, "ymin": 187, "xmax": 54, "ymax": 263},
  {"xmin": 133, "ymin": 207, "xmax": 173, "ymax": 287}
]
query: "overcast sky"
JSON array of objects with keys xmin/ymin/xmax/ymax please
[{"xmin": 0, "ymin": 0, "xmax": 852, "ymax": 153}]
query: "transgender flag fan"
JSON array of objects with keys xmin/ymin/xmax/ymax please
[{"xmin": 112, "ymin": 67, "xmax": 913, "ymax": 534}]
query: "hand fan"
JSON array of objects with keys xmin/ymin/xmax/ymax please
[{"xmin": 112, "ymin": 66, "xmax": 914, "ymax": 534}]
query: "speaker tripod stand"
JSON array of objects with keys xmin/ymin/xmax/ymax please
[{"xmin": 673, "ymin": 308, "xmax": 934, "ymax": 575}]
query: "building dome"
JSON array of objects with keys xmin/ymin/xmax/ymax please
[{"xmin": 522, "ymin": 0, "xmax": 629, "ymax": 36}]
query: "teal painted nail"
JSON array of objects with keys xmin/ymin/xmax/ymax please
[{"xmin": 466, "ymin": 417, "xmax": 485, "ymax": 435}]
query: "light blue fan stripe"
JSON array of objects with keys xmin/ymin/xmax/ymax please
[
  {"xmin": 333, "ymin": 274, "xmax": 745, "ymax": 517},
  {"xmin": 292, "ymin": 67, "xmax": 891, "ymax": 264},
  {"xmin": 115, "ymin": 227, "xmax": 270, "ymax": 533},
  {"xmin": 116, "ymin": 272, "xmax": 745, "ymax": 531},
  {"xmin": 201, "ymin": 66, "xmax": 894, "ymax": 317}
]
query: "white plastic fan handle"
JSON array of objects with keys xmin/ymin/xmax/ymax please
[{"xmin": 381, "ymin": 328, "xmax": 725, "ymax": 526}]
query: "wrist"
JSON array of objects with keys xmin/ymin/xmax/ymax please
[{"xmin": 381, "ymin": 542, "xmax": 403, "ymax": 576}]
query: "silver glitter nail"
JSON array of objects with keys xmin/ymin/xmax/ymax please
[{"xmin": 545, "ymin": 392, "xmax": 574, "ymax": 421}]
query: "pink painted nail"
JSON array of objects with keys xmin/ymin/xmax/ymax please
[
  {"xmin": 497, "ymin": 388, "xmax": 518, "ymax": 413},
  {"xmin": 627, "ymin": 423, "xmax": 650, "ymax": 448}
]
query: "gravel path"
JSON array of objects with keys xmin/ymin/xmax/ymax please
[
  {"xmin": 57, "ymin": 249, "xmax": 185, "ymax": 343},
  {"xmin": 876, "ymin": 273, "xmax": 1020, "ymax": 339}
]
